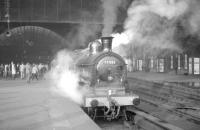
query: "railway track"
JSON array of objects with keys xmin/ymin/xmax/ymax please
[
  {"xmin": 126, "ymin": 77, "xmax": 200, "ymax": 129},
  {"xmin": 128, "ymin": 107, "xmax": 184, "ymax": 130},
  {"xmin": 128, "ymin": 77, "xmax": 200, "ymax": 107},
  {"xmin": 139, "ymin": 98, "xmax": 200, "ymax": 124},
  {"xmin": 96, "ymin": 106, "xmax": 185, "ymax": 130},
  {"xmin": 95, "ymin": 78, "xmax": 200, "ymax": 130}
]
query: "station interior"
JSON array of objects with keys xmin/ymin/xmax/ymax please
[{"xmin": 0, "ymin": 0, "xmax": 200, "ymax": 130}]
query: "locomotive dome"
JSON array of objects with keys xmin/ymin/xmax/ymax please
[{"xmin": 88, "ymin": 40, "xmax": 102, "ymax": 55}]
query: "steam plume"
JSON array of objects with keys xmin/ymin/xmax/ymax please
[
  {"xmin": 112, "ymin": 0, "xmax": 200, "ymax": 57},
  {"xmin": 112, "ymin": 0, "xmax": 190, "ymax": 56},
  {"xmin": 64, "ymin": 10, "xmax": 103, "ymax": 49},
  {"xmin": 101, "ymin": 0, "xmax": 122, "ymax": 36},
  {"xmin": 65, "ymin": 23, "xmax": 101, "ymax": 49},
  {"xmin": 48, "ymin": 50, "xmax": 88, "ymax": 104},
  {"xmin": 186, "ymin": 0, "xmax": 200, "ymax": 35}
]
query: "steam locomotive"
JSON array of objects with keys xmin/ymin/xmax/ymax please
[{"xmin": 76, "ymin": 37, "xmax": 140, "ymax": 121}]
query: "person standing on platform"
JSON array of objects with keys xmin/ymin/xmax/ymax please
[
  {"xmin": 11, "ymin": 62, "xmax": 16, "ymax": 80},
  {"xmin": 16, "ymin": 63, "xmax": 20, "ymax": 78},
  {"xmin": 8, "ymin": 64, "xmax": 11, "ymax": 79},
  {"xmin": 26, "ymin": 63, "xmax": 32, "ymax": 83},
  {"xmin": 38, "ymin": 63, "xmax": 43, "ymax": 78},
  {"xmin": 0, "ymin": 64, "xmax": 3, "ymax": 79},
  {"xmin": 20, "ymin": 63, "xmax": 25, "ymax": 79},
  {"xmin": 4, "ymin": 64, "xmax": 8, "ymax": 79},
  {"xmin": 31, "ymin": 64, "xmax": 38, "ymax": 80}
]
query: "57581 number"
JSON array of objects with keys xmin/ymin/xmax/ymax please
[{"xmin": 104, "ymin": 60, "xmax": 116, "ymax": 65}]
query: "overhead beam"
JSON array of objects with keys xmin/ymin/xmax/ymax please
[
  {"xmin": 0, "ymin": 20, "xmax": 123, "ymax": 25},
  {"xmin": 0, "ymin": 0, "xmax": 129, "ymax": 25}
]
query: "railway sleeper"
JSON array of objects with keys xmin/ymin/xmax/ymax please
[
  {"xmin": 126, "ymin": 107, "xmax": 184, "ymax": 130},
  {"xmin": 83, "ymin": 106, "xmax": 135, "ymax": 121}
]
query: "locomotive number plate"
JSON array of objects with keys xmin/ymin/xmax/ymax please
[{"xmin": 104, "ymin": 60, "xmax": 116, "ymax": 65}]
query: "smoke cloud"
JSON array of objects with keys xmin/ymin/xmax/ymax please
[
  {"xmin": 48, "ymin": 50, "xmax": 88, "ymax": 105},
  {"xmin": 101, "ymin": 0, "xmax": 123, "ymax": 36},
  {"xmin": 47, "ymin": 0, "xmax": 200, "ymax": 103},
  {"xmin": 65, "ymin": 23, "xmax": 101, "ymax": 49},
  {"xmin": 48, "ymin": 10, "xmax": 104, "ymax": 104},
  {"xmin": 111, "ymin": 0, "xmax": 200, "ymax": 57},
  {"xmin": 111, "ymin": 0, "xmax": 200, "ymax": 56},
  {"xmin": 186, "ymin": 0, "xmax": 200, "ymax": 35}
]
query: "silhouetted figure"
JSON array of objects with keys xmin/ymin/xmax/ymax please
[
  {"xmin": 31, "ymin": 65, "xmax": 38, "ymax": 80},
  {"xmin": 26, "ymin": 63, "xmax": 32, "ymax": 83},
  {"xmin": 11, "ymin": 62, "xmax": 16, "ymax": 80}
]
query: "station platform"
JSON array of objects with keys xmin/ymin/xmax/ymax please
[
  {"xmin": 128, "ymin": 71, "xmax": 200, "ymax": 83},
  {"xmin": 0, "ymin": 80, "xmax": 100, "ymax": 130}
]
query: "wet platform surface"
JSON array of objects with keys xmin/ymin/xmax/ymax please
[{"xmin": 0, "ymin": 80, "xmax": 100, "ymax": 130}]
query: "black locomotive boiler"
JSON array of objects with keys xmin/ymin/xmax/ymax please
[{"xmin": 76, "ymin": 37, "xmax": 140, "ymax": 121}]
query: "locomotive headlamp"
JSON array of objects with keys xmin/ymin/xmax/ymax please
[
  {"xmin": 132, "ymin": 98, "xmax": 140, "ymax": 106},
  {"xmin": 90, "ymin": 99, "xmax": 99, "ymax": 107}
]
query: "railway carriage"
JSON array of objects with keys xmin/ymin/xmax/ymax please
[{"xmin": 76, "ymin": 37, "xmax": 140, "ymax": 121}]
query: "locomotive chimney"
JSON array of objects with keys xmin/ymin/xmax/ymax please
[{"xmin": 101, "ymin": 37, "xmax": 113, "ymax": 52}]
